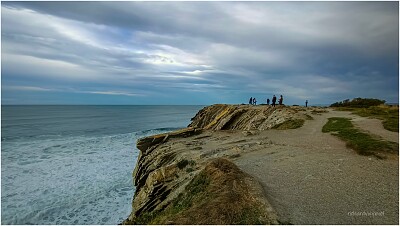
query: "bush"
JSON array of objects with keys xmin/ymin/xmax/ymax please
[{"xmin": 330, "ymin": 98, "xmax": 385, "ymax": 108}]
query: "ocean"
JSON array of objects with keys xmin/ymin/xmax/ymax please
[{"xmin": 1, "ymin": 105, "xmax": 204, "ymax": 225}]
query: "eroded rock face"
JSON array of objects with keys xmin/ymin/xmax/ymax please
[
  {"xmin": 136, "ymin": 127, "xmax": 202, "ymax": 154},
  {"xmin": 124, "ymin": 104, "xmax": 315, "ymax": 224},
  {"xmin": 189, "ymin": 104, "xmax": 306, "ymax": 130},
  {"xmin": 129, "ymin": 128, "xmax": 203, "ymax": 220}
]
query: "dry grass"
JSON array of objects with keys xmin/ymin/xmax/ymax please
[
  {"xmin": 133, "ymin": 158, "xmax": 275, "ymax": 225},
  {"xmin": 273, "ymin": 119, "xmax": 305, "ymax": 130},
  {"xmin": 310, "ymin": 108, "xmax": 329, "ymax": 114},
  {"xmin": 305, "ymin": 114, "xmax": 314, "ymax": 120}
]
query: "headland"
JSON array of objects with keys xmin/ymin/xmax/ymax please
[{"xmin": 123, "ymin": 104, "xmax": 399, "ymax": 224}]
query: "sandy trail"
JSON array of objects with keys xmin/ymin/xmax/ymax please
[{"xmin": 230, "ymin": 109, "xmax": 399, "ymax": 224}]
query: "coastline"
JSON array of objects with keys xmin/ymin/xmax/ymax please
[{"xmin": 123, "ymin": 104, "xmax": 399, "ymax": 224}]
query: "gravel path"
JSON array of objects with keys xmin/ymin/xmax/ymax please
[{"xmin": 234, "ymin": 109, "xmax": 399, "ymax": 224}]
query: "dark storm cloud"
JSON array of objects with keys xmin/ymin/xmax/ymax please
[{"xmin": 1, "ymin": 1, "xmax": 398, "ymax": 104}]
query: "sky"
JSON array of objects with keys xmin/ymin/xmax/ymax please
[{"xmin": 1, "ymin": 1, "xmax": 399, "ymax": 105}]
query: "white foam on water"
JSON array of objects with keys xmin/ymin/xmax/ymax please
[{"xmin": 1, "ymin": 129, "xmax": 172, "ymax": 224}]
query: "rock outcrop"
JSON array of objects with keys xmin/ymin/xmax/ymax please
[
  {"xmin": 129, "ymin": 127, "xmax": 203, "ymax": 218},
  {"xmin": 189, "ymin": 104, "xmax": 309, "ymax": 130},
  {"xmin": 123, "ymin": 104, "xmax": 318, "ymax": 224}
]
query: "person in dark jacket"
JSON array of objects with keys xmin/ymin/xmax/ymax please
[
  {"xmin": 249, "ymin": 97, "xmax": 253, "ymax": 105},
  {"xmin": 267, "ymin": 98, "xmax": 270, "ymax": 105},
  {"xmin": 272, "ymin": 95, "xmax": 276, "ymax": 107}
]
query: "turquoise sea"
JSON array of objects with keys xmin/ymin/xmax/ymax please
[{"xmin": 1, "ymin": 105, "xmax": 204, "ymax": 224}]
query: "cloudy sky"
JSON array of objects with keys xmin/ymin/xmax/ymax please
[{"xmin": 1, "ymin": 1, "xmax": 398, "ymax": 105}]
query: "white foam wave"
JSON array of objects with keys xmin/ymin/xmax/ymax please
[{"xmin": 1, "ymin": 128, "xmax": 176, "ymax": 224}]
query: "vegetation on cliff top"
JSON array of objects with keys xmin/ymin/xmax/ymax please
[
  {"xmin": 335, "ymin": 105, "xmax": 398, "ymax": 132},
  {"xmin": 272, "ymin": 119, "xmax": 305, "ymax": 130},
  {"xmin": 330, "ymin": 97, "xmax": 385, "ymax": 108},
  {"xmin": 322, "ymin": 117, "xmax": 398, "ymax": 158},
  {"xmin": 330, "ymin": 98, "xmax": 398, "ymax": 132},
  {"xmin": 131, "ymin": 158, "xmax": 276, "ymax": 225},
  {"xmin": 353, "ymin": 106, "xmax": 398, "ymax": 132}
]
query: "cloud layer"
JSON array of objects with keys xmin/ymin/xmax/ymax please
[{"xmin": 2, "ymin": 2, "xmax": 398, "ymax": 105}]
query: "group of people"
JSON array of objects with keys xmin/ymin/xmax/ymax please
[
  {"xmin": 249, "ymin": 95, "xmax": 283, "ymax": 107},
  {"xmin": 248, "ymin": 97, "xmax": 257, "ymax": 105}
]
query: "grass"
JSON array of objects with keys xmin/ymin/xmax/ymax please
[
  {"xmin": 172, "ymin": 171, "xmax": 210, "ymax": 208},
  {"xmin": 273, "ymin": 119, "xmax": 305, "ymax": 130},
  {"xmin": 335, "ymin": 105, "xmax": 399, "ymax": 132},
  {"xmin": 133, "ymin": 170, "xmax": 210, "ymax": 224},
  {"xmin": 322, "ymin": 117, "xmax": 398, "ymax": 157},
  {"xmin": 132, "ymin": 158, "xmax": 272, "ymax": 225},
  {"xmin": 310, "ymin": 109, "xmax": 328, "ymax": 114}
]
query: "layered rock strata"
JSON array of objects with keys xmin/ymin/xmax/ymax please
[
  {"xmin": 189, "ymin": 104, "xmax": 309, "ymax": 130},
  {"xmin": 124, "ymin": 104, "xmax": 316, "ymax": 224}
]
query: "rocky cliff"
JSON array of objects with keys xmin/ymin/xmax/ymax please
[
  {"xmin": 189, "ymin": 104, "xmax": 308, "ymax": 130},
  {"xmin": 123, "ymin": 104, "xmax": 316, "ymax": 224}
]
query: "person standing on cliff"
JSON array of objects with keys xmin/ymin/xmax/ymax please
[
  {"xmin": 253, "ymin": 98, "xmax": 257, "ymax": 105},
  {"xmin": 279, "ymin": 95, "xmax": 283, "ymax": 105},
  {"xmin": 305, "ymin": 100, "xmax": 308, "ymax": 107},
  {"xmin": 249, "ymin": 97, "xmax": 253, "ymax": 105},
  {"xmin": 272, "ymin": 95, "xmax": 276, "ymax": 107},
  {"xmin": 267, "ymin": 98, "xmax": 270, "ymax": 105}
]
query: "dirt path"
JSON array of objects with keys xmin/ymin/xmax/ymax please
[{"xmin": 232, "ymin": 109, "xmax": 399, "ymax": 224}]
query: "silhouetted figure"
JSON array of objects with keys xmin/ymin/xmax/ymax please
[
  {"xmin": 272, "ymin": 95, "xmax": 276, "ymax": 107},
  {"xmin": 279, "ymin": 95, "xmax": 283, "ymax": 105},
  {"xmin": 249, "ymin": 97, "xmax": 253, "ymax": 105},
  {"xmin": 305, "ymin": 100, "xmax": 308, "ymax": 107},
  {"xmin": 253, "ymin": 98, "xmax": 257, "ymax": 105},
  {"xmin": 267, "ymin": 98, "xmax": 270, "ymax": 105}
]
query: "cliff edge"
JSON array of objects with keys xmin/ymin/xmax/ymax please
[
  {"xmin": 123, "ymin": 104, "xmax": 318, "ymax": 224},
  {"xmin": 123, "ymin": 104, "xmax": 399, "ymax": 224}
]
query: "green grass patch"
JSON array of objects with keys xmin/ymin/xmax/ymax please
[
  {"xmin": 273, "ymin": 119, "xmax": 305, "ymax": 130},
  {"xmin": 172, "ymin": 171, "xmax": 210, "ymax": 209},
  {"xmin": 134, "ymin": 171, "xmax": 211, "ymax": 224},
  {"xmin": 322, "ymin": 117, "xmax": 398, "ymax": 157},
  {"xmin": 335, "ymin": 105, "xmax": 399, "ymax": 132},
  {"xmin": 133, "ymin": 211, "xmax": 161, "ymax": 225}
]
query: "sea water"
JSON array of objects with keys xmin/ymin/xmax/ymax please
[{"xmin": 1, "ymin": 105, "xmax": 204, "ymax": 224}]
